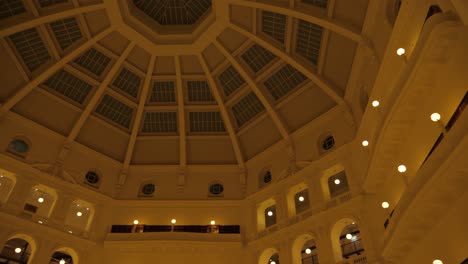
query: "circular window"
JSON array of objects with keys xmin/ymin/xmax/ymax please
[
  {"xmin": 85, "ymin": 171, "xmax": 100, "ymax": 184},
  {"xmin": 263, "ymin": 171, "xmax": 272, "ymax": 183},
  {"xmin": 322, "ymin": 135, "xmax": 335, "ymax": 150},
  {"xmin": 8, "ymin": 139, "xmax": 29, "ymax": 155},
  {"xmin": 142, "ymin": 183, "xmax": 155, "ymax": 195},
  {"xmin": 209, "ymin": 183, "xmax": 224, "ymax": 195}
]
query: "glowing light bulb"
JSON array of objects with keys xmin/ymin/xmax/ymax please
[
  {"xmin": 14, "ymin": 248, "xmax": 22, "ymax": 253},
  {"xmin": 371, "ymin": 100, "xmax": 380, "ymax": 107},
  {"xmin": 68, "ymin": 230, "xmax": 73, "ymax": 234},
  {"xmin": 270, "ymin": 261, "xmax": 276, "ymax": 264},
  {"xmin": 38, "ymin": 220, "xmax": 43, "ymax": 224},
  {"xmin": 433, "ymin": 260, "xmax": 443, "ymax": 264},
  {"xmin": 396, "ymin": 48, "xmax": 406, "ymax": 56},
  {"xmin": 210, "ymin": 220, "xmax": 216, "ymax": 225},
  {"xmin": 267, "ymin": 211, "xmax": 274, "ymax": 216},
  {"xmin": 398, "ymin": 165, "xmax": 407, "ymax": 173},
  {"xmin": 431, "ymin": 113, "xmax": 441, "ymax": 122},
  {"xmin": 171, "ymin": 219, "xmax": 177, "ymax": 224},
  {"xmin": 133, "ymin": 220, "xmax": 139, "ymax": 225},
  {"xmin": 346, "ymin": 233, "xmax": 352, "ymax": 240},
  {"xmin": 298, "ymin": 196, "xmax": 305, "ymax": 202},
  {"xmin": 37, "ymin": 197, "xmax": 44, "ymax": 203},
  {"xmin": 382, "ymin": 202, "xmax": 390, "ymax": 209},
  {"xmin": 305, "ymin": 248, "xmax": 312, "ymax": 254},
  {"xmin": 362, "ymin": 140, "xmax": 369, "ymax": 147},
  {"xmin": 334, "ymin": 179, "xmax": 341, "ymax": 185},
  {"xmin": 76, "ymin": 211, "xmax": 83, "ymax": 217},
  {"xmin": 60, "ymin": 259, "xmax": 66, "ymax": 264}
]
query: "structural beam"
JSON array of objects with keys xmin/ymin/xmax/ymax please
[
  {"xmin": 0, "ymin": 3, "xmax": 105, "ymax": 37},
  {"xmin": 229, "ymin": 23, "xmax": 347, "ymax": 107},
  {"xmin": 213, "ymin": 40, "xmax": 291, "ymax": 142},
  {"xmin": 67, "ymin": 41, "xmax": 135, "ymax": 142},
  {"xmin": 229, "ymin": 0, "xmax": 363, "ymax": 42},
  {"xmin": 175, "ymin": 56, "xmax": 187, "ymax": 167},
  {"xmin": 198, "ymin": 54, "xmax": 245, "ymax": 168},
  {"xmin": 0, "ymin": 27, "xmax": 113, "ymax": 116}
]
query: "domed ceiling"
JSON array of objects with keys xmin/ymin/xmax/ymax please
[{"xmin": 0, "ymin": 0, "xmax": 369, "ymax": 196}]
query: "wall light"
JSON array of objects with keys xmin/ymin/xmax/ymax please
[
  {"xmin": 334, "ymin": 179, "xmax": 341, "ymax": 185},
  {"xmin": 68, "ymin": 230, "xmax": 73, "ymax": 234},
  {"xmin": 371, "ymin": 100, "xmax": 380, "ymax": 107},
  {"xmin": 267, "ymin": 211, "xmax": 274, "ymax": 217},
  {"xmin": 38, "ymin": 220, "xmax": 43, "ymax": 224},
  {"xmin": 14, "ymin": 248, "xmax": 22, "ymax": 253},
  {"xmin": 133, "ymin": 220, "xmax": 139, "ymax": 225},
  {"xmin": 171, "ymin": 219, "xmax": 177, "ymax": 224},
  {"xmin": 433, "ymin": 260, "xmax": 443, "ymax": 264},
  {"xmin": 305, "ymin": 248, "xmax": 312, "ymax": 254},
  {"xmin": 59, "ymin": 259, "xmax": 66, "ymax": 264},
  {"xmin": 298, "ymin": 196, "xmax": 305, "ymax": 202},
  {"xmin": 346, "ymin": 233, "xmax": 353, "ymax": 240},
  {"xmin": 396, "ymin": 48, "xmax": 406, "ymax": 56},
  {"xmin": 430, "ymin": 113, "xmax": 441, "ymax": 122},
  {"xmin": 37, "ymin": 197, "xmax": 44, "ymax": 203},
  {"xmin": 76, "ymin": 211, "xmax": 83, "ymax": 217},
  {"xmin": 382, "ymin": 202, "xmax": 390, "ymax": 209},
  {"xmin": 398, "ymin": 165, "xmax": 407, "ymax": 173},
  {"xmin": 270, "ymin": 261, "xmax": 276, "ymax": 264},
  {"xmin": 362, "ymin": 140, "xmax": 369, "ymax": 147},
  {"xmin": 210, "ymin": 220, "xmax": 216, "ymax": 225}
]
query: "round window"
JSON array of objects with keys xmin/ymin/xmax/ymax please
[
  {"xmin": 8, "ymin": 139, "xmax": 29, "ymax": 154},
  {"xmin": 142, "ymin": 183, "xmax": 155, "ymax": 195},
  {"xmin": 209, "ymin": 183, "xmax": 224, "ymax": 195},
  {"xmin": 85, "ymin": 171, "xmax": 100, "ymax": 184},
  {"xmin": 263, "ymin": 171, "xmax": 272, "ymax": 183},
  {"xmin": 322, "ymin": 135, "xmax": 335, "ymax": 150}
]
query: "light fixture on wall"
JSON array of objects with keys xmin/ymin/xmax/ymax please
[
  {"xmin": 76, "ymin": 211, "xmax": 83, "ymax": 217},
  {"xmin": 430, "ymin": 112, "xmax": 441, "ymax": 122},
  {"xmin": 382, "ymin": 202, "xmax": 390, "ymax": 209},
  {"xmin": 305, "ymin": 248, "xmax": 311, "ymax": 254},
  {"xmin": 334, "ymin": 179, "xmax": 341, "ymax": 185},
  {"xmin": 270, "ymin": 261, "xmax": 276, "ymax": 264},
  {"xmin": 210, "ymin": 220, "xmax": 216, "ymax": 225},
  {"xmin": 14, "ymin": 248, "xmax": 22, "ymax": 253},
  {"xmin": 433, "ymin": 260, "xmax": 443, "ymax": 264},
  {"xmin": 371, "ymin": 100, "xmax": 380, "ymax": 107},
  {"xmin": 346, "ymin": 233, "xmax": 353, "ymax": 240},
  {"xmin": 68, "ymin": 230, "xmax": 73, "ymax": 234},
  {"xmin": 37, "ymin": 197, "xmax": 44, "ymax": 203},
  {"xmin": 396, "ymin": 48, "xmax": 406, "ymax": 56},
  {"xmin": 362, "ymin": 140, "xmax": 369, "ymax": 147},
  {"xmin": 38, "ymin": 220, "xmax": 43, "ymax": 224},
  {"xmin": 133, "ymin": 220, "xmax": 139, "ymax": 225},
  {"xmin": 398, "ymin": 165, "xmax": 407, "ymax": 173},
  {"xmin": 267, "ymin": 211, "xmax": 274, "ymax": 216},
  {"xmin": 171, "ymin": 219, "xmax": 177, "ymax": 224},
  {"xmin": 298, "ymin": 196, "xmax": 305, "ymax": 202},
  {"xmin": 59, "ymin": 259, "xmax": 66, "ymax": 264}
]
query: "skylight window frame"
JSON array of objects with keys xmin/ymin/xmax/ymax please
[
  {"xmin": 257, "ymin": 10, "xmax": 288, "ymax": 46},
  {"xmin": 293, "ymin": 18, "xmax": 326, "ymax": 66},
  {"xmin": 140, "ymin": 111, "xmax": 179, "ymax": 135},
  {"xmin": 147, "ymin": 77, "xmax": 178, "ymax": 105},
  {"xmin": 240, "ymin": 43, "xmax": 278, "ymax": 76},
  {"xmin": 111, "ymin": 63, "xmax": 144, "ymax": 102},
  {"xmin": 216, "ymin": 65, "xmax": 247, "ymax": 99},
  {"xmin": 93, "ymin": 93, "xmax": 136, "ymax": 130},
  {"xmin": 46, "ymin": 16, "xmax": 85, "ymax": 53},
  {"xmin": 188, "ymin": 111, "xmax": 226, "ymax": 134},
  {"xmin": 184, "ymin": 79, "xmax": 216, "ymax": 104},
  {"xmin": 71, "ymin": 45, "xmax": 115, "ymax": 80}
]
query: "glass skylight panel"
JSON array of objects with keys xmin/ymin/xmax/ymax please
[
  {"xmin": 112, "ymin": 68, "xmax": 141, "ymax": 99},
  {"xmin": 150, "ymin": 81, "xmax": 176, "ymax": 103},
  {"xmin": 38, "ymin": 0, "xmax": 68, "ymax": 7},
  {"xmin": 218, "ymin": 66, "xmax": 245, "ymax": 97},
  {"xmin": 261, "ymin": 11, "xmax": 286, "ymax": 43},
  {"xmin": 264, "ymin": 64, "xmax": 307, "ymax": 101},
  {"xmin": 241, "ymin": 44, "xmax": 276, "ymax": 73},
  {"xmin": 142, "ymin": 112, "xmax": 178, "ymax": 133},
  {"xmin": 187, "ymin": 81, "xmax": 214, "ymax": 102},
  {"xmin": 296, "ymin": 19, "xmax": 323, "ymax": 65},
  {"xmin": 232, "ymin": 92, "xmax": 265, "ymax": 127},
  {"xmin": 0, "ymin": 0, "xmax": 26, "ymax": 20},
  {"xmin": 43, "ymin": 69, "xmax": 92, "ymax": 105},
  {"xmin": 50, "ymin": 17, "xmax": 82, "ymax": 50},
  {"xmin": 189, "ymin": 112, "xmax": 225, "ymax": 132},
  {"xmin": 95, "ymin": 95, "xmax": 134, "ymax": 128},
  {"xmin": 132, "ymin": 0, "xmax": 211, "ymax": 25},
  {"xmin": 302, "ymin": 0, "xmax": 328, "ymax": 8},
  {"xmin": 9, "ymin": 28, "xmax": 51, "ymax": 72},
  {"xmin": 74, "ymin": 48, "xmax": 111, "ymax": 76}
]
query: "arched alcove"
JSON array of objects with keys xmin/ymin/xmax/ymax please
[
  {"xmin": 291, "ymin": 233, "xmax": 319, "ymax": 264},
  {"xmin": 64, "ymin": 200, "xmax": 94, "ymax": 232},
  {"xmin": 50, "ymin": 247, "xmax": 79, "ymax": 264},
  {"xmin": 258, "ymin": 248, "xmax": 279, "ymax": 264},
  {"xmin": 256, "ymin": 198, "xmax": 276, "ymax": 231},
  {"xmin": 1, "ymin": 234, "xmax": 36, "ymax": 264},
  {"xmin": 286, "ymin": 183, "xmax": 310, "ymax": 217},
  {"xmin": 0, "ymin": 170, "xmax": 16, "ymax": 204},
  {"xmin": 331, "ymin": 218, "xmax": 365, "ymax": 262},
  {"xmin": 24, "ymin": 185, "xmax": 57, "ymax": 218}
]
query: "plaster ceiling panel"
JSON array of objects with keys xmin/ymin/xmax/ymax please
[
  {"xmin": 154, "ymin": 56, "xmax": 175, "ymax": 75},
  {"xmin": 187, "ymin": 137, "xmax": 237, "ymax": 165},
  {"xmin": 12, "ymin": 89, "xmax": 80, "ymax": 136},
  {"xmin": 83, "ymin": 9, "xmax": 110, "ymax": 36},
  {"xmin": 131, "ymin": 138, "xmax": 179, "ymax": 165},
  {"xmin": 278, "ymin": 85, "xmax": 335, "ymax": 132},
  {"xmin": 322, "ymin": 32, "xmax": 357, "ymax": 92},
  {"xmin": 75, "ymin": 117, "xmax": 129, "ymax": 162},
  {"xmin": 180, "ymin": 55, "xmax": 203, "ymax": 74},
  {"xmin": 126, "ymin": 45, "xmax": 150, "ymax": 72},
  {"xmin": 229, "ymin": 5, "xmax": 253, "ymax": 32},
  {"xmin": 239, "ymin": 117, "xmax": 282, "ymax": 160},
  {"xmin": 98, "ymin": 31, "xmax": 130, "ymax": 55},
  {"xmin": 217, "ymin": 28, "xmax": 248, "ymax": 53},
  {"xmin": 0, "ymin": 46, "xmax": 26, "ymax": 102},
  {"xmin": 333, "ymin": 0, "xmax": 369, "ymax": 31},
  {"xmin": 202, "ymin": 44, "xmax": 224, "ymax": 71}
]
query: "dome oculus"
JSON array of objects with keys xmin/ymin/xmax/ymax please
[{"xmin": 209, "ymin": 183, "xmax": 224, "ymax": 196}]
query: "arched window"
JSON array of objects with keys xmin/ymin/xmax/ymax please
[
  {"xmin": 208, "ymin": 182, "xmax": 224, "ymax": 197},
  {"xmin": 24, "ymin": 185, "xmax": 57, "ymax": 218},
  {"xmin": 65, "ymin": 200, "xmax": 94, "ymax": 233},
  {"xmin": 318, "ymin": 133, "xmax": 335, "ymax": 154},
  {"xmin": 50, "ymin": 251, "xmax": 74, "ymax": 264},
  {"xmin": 259, "ymin": 169, "xmax": 272, "ymax": 189},
  {"xmin": 0, "ymin": 238, "xmax": 33, "ymax": 264},
  {"xmin": 327, "ymin": 171, "xmax": 349, "ymax": 199},
  {"xmin": 269, "ymin": 253, "xmax": 280, "ymax": 264},
  {"xmin": 6, "ymin": 137, "xmax": 30, "ymax": 157},
  {"xmin": 259, "ymin": 248, "xmax": 279, "ymax": 264},
  {"xmin": 294, "ymin": 189, "xmax": 310, "ymax": 214},
  {"xmin": 139, "ymin": 182, "xmax": 156, "ymax": 197},
  {"xmin": 339, "ymin": 223, "xmax": 364, "ymax": 259},
  {"xmin": 301, "ymin": 239, "xmax": 318, "ymax": 264},
  {"xmin": 0, "ymin": 172, "xmax": 16, "ymax": 204},
  {"xmin": 264, "ymin": 205, "xmax": 277, "ymax": 228},
  {"xmin": 84, "ymin": 170, "xmax": 101, "ymax": 188}
]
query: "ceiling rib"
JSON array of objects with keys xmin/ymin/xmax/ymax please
[
  {"xmin": 230, "ymin": 23, "xmax": 346, "ymax": 108},
  {"xmin": 0, "ymin": 3, "xmax": 105, "ymax": 37},
  {"xmin": 119, "ymin": 55, "xmax": 156, "ymax": 185},
  {"xmin": 213, "ymin": 40, "xmax": 290, "ymax": 142},
  {"xmin": 198, "ymin": 54, "xmax": 245, "ymax": 168},
  {"xmin": 175, "ymin": 56, "xmax": 187, "ymax": 167},
  {"xmin": 67, "ymin": 42, "xmax": 136, "ymax": 142},
  {"xmin": 230, "ymin": 0, "xmax": 362, "ymax": 42},
  {"xmin": 0, "ymin": 27, "xmax": 113, "ymax": 118}
]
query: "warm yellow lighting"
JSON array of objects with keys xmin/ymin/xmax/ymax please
[
  {"xmin": 38, "ymin": 220, "xmax": 43, "ymax": 224},
  {"xmin": 14, "ymin": 248, "xmax": 22, "ymax": 253},
  {"xmin": 371, "ymin": 100, "xmax": 380, "ymax": 107},
  {"xmin": 76, "ymin": 211, "xmax": 83, "ymax": 217},
  {"xmin": 430, "ymin": 112, "xmax": 441, "ymax": 122},
  {"xmin": 270, "ymin": 261, "xmax": 276, "ymax": 264},
  {"xmin": 305, "ymin": 248, "xmax": 312, "ymax": 254},
  {"xmin": 267, "ymin": 211, "xmax": 274, "ymax": 216},
  {"xmin": 346, "ymin": 233, "xmax": 353, "ymax": 240},
  {"xmin": 210, "ymin": 220, "xmax": 216, "ymax": 225},
  {"xmin": 398, "ymin": 165, "xmax": 407, "ymax": 173},
  {"xmin": 334, "ymin": 179, "xmax": 341, "ymax": 185},
  {"xmin": 298, "ymin": 196, "xmax": 305, "ymax": 202},
  {"xmin": 382, "ymin": 202, "xmax": 390, "ymax": 209},
  {"xmin": 396, "ymin": 48, "xmax": 406, "ymax": 56},
  {"xmin": 433, "ymin": 260, "xmax": 443, "ymax": 264},
  {"xmin": 60, "ymin": 259, "xmax": 66, "ymax": 264},
  {"xmin": 171, "ymin": 219, "xmax": 177, "ymax": 224},
  {"xmin": 133, "ymin": 220, "xmax": 139, "ymax": 225},
  {"xmin": 362, "ymin": 140, "xmax": 369, "ymax": 147},
  {"xmin": 37, "ymin": 197, "xmax": 44, "ymax": 203},
  {"xmin": 68, "ymin": 230, "xmax": 73, "ymax": 234}
]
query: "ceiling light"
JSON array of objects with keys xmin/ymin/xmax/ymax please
[
  {"xmin": 38, "ymin": 220, "xmax": 43, "ymax": 224},
  {"xmin": 430, "ymin": 113, "xmax": 441, "ymax": 122},
  {"xmin": 68, "ymin": 230, "xmax": 73, "ymax": 234},
  {"xmin": 396, "ymin": 48, "xmax": 406, "ymax": 56},
  {"xmin": 133, "ymin": 220, "xmax": 139, "ymax": 225},
  {"xmin": 371, "ymin": 100, "xmax": 380, "ymax": 107},
  {"xmin": 60, "ymin": 260, "xmax": 66, "ymax": 264},
  {"xmin": 37, "ymin": 197, "xmax": 44, "ymax": 203},
  {"xmin": 298, "ymin": 196, "xmax": 305, "ymax": 202},
  {"xmin": 433, "ymin": 260, "xmax": 443, "ymax": 264},
  {"xmin": 382, "ymin": 202, "xmax": 390, "ymax": 209},
  {"xmin": 210, "ymin": 220, "xmax": 216, "ymax": 225},
  {"xmin": 305, "ymin": 248, "xmax": 311, "ymax": 254},
  {"xmin": 76, "ymin": 211, "xmax": 83, "ymax": 217},
  {"xmin": 398, "ymin": 165, "xmax": 407, "ymax": 173},
  {"xmin": 362, "ymin": 140, "xmax": 369, "ymax": 147},
  {"xmin": 267, "ymin": 211, "xmax": 274, "ymax": 216},
  {"xmin": 334, "ymin": 179, "xmax": 340, "ymax": 185},
  {"xmin": 346, "ymin": 233, "xmax": 353, "ymax": 240},
  {"xmin": 171, "ymin": 219, "xmax": 177, "ymax": 224},
  {"xmin": 14, "ymin": 248, "xmax": 22, "ymax": 253}
]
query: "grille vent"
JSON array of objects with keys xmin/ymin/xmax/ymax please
[
  {"xmin": 261, "ymin": 11, "xmax": 286, "ymax": 43},
  {"xmin": 43, "ymin": 69, "xmax": 92, "ymax": 104},
  {"xmin": 95, "ymin": 95, "xmax": 134, "ymax": 128},
  {"xmin": 218, "ymin": 66, "xmax": 245, "ymax": 97},
  {"xmin": 150, "ymin": 81, "xmax": 176, "ymax": 103},
  {"xmin": 187, "ymin": 81, "xmax": 214, "ymax": 102},
  {"xmin": 112, "ymin": 68, "xmax": 141, "ymax": 99},
  {"xmin": 264, "ymin": 64, "xmax": 307, "ymax": 101},
  {"xmin": 232, "ymin": 92, "xmax": 265, "ymax": 127},
  {"xmin": 9, "ymin": 28, "xmax": 51, "ymax": 72},
  {"xmin": 74, "ymin": 48, "xmax": 111, "ymax": 76},
  {"xmin": 189, "ymin": 112, "xmax": 225, "ymax": 132},
  {"xmin": 296, "ymin": 19, "xmax": 323, "ymax": 65},
  {"xmin": 241, "ymin": 44, "xmax": 276, "ymax": 73},
  {"xmin": 142, "ymin": 112, "xmax": 178, "ymax": 133},
  {"xmin": 50, "ymin": 17, "xmax": 82, "ymax": 50},
  {"xmin": 0, "ymin": 0, "xmax": 26, "ymax": 20}
]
